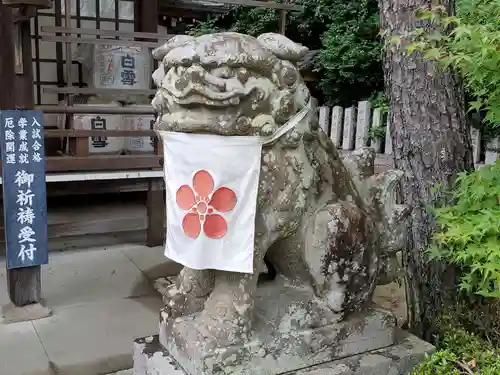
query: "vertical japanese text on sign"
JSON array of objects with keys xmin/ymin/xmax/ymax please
[
  {"xmin": 0, "ymin": 110, "xmax": 48, "ymax": 269},
  {"xmin": 90, "ymin": 116, "xmax": 108, "ymax": 148},
  {"xmin": 149, "ymin": 119, "xmax": 156, "ymax": 148},
  {"xmin": 120, "ymin": 54, "xmax": 137, "ymax": 86}
]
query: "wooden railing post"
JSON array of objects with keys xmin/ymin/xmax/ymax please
[
  {"xmin": 68, "ymin": 136, "xmax": 90, "ymax": 157},
  {"xmin": 279, "ymin": 9, "xmax": 287, "ymax": 34},
  {"xmin": 146, "ymin": 134, "xmax": 165, "ymax": 247},
  {"xmin": 135, "ymin": 0, "xmax": 165, "ymax": 248}
]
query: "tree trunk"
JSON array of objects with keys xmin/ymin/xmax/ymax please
[{"xmin": 378, "ymin": 0, "xmax": 474, "ymax": 341}]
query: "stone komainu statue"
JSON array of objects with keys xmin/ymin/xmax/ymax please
[{"xmin": 151, "ymin": 31, "xmax": 409, "ymax": 368}]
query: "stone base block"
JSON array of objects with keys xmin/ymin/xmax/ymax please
[
  {"xmin": 133, "ymin": 331, "xmax": 435, "ymax": 375},
  {"xmin": 162, "ymin": 308, "xmax": 396, "ymax": 375},
  {"xmin": 159, "ymin": 277, "xmax": 398, "ymax": 375}
]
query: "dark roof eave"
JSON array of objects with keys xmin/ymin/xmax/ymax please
[
  {"xmin": 160, "ymin": 0, "xmax": 233, "ymax": 13},
  {"xmin": 160, "ymin": 0, "xmax": 303, "ymax": 13}
]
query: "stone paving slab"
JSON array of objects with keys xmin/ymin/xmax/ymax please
[
  {"xmin": 0, "ymin": 320, "xmax": 53, "ymax": 375},
  {"xmin": 41, "ymin": 245, "xmax": 157, "ymax": 309},
  {"xmin": 0, "ymin": 244, "xmax": 164, "ymax": 311},
  {"xmin": 0, "ymin": 266, "xmax": 10, "ymax": 308},
  {"xmin": 33, "ymin": 296, "xmax": 163, "ymax": 375},
  {"xmin": 0, "ymin": 244, "xmax": 171, "ymax": 375}
]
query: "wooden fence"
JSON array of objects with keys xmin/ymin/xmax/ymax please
[{"xmin": 318, "ymin": 101, "xmax": 500, "ymax": 169}]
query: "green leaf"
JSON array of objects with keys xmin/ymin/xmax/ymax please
[
  {"xmin": 406, "ymin": 43, "xmax": 418, "ymax": 53},
  {"xmin": 415, "ymin": 9, "xmax": 434, "ymax": 21}
]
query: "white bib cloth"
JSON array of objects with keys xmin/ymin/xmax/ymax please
[{"xmin": 159, "ymin": 103, "xmax": 311, "ymax": 274}]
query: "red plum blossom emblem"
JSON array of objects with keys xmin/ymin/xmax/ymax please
[{"xmin": 176, "ymin": 170, "xmax": 237, "ymax": 239}]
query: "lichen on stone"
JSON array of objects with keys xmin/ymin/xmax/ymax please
[{"xmin": 150, "ymin": 31, "xmax": 410, "ymax": 349}]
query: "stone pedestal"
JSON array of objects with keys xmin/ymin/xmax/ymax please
[
  {"xmin": 133, "ymin": 277, "xmax": 434, "ymax": 375},
  {"xmin": 160, "ymin": 308, "xmax": 396, "ymax": 375},
  {"xmin": 159, "ymin": 277, "xmax": 399, "ymax": 375},
  {"xmin": 133, "ymin": 331, "xmax": 434, "ymax": 375}
]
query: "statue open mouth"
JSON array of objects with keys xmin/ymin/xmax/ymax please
[
  {"xmin": 151, "ymin": 32, "xmax": 311, "ymax": 136},
  {"xmin": 156, "ymin": 65, "xmax": 271, "ymax": 135}
]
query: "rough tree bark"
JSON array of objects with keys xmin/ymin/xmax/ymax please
[{"xmin": 378, "ymin": 0, "xmax": 474, "ymax": 341}]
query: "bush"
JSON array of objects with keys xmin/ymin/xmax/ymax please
[
  {"xmin": 427, "ymin": 161, "xmax": 500, "ymax": 298},
  {"xmin": 420, "ymin": 103, "xmax": 500, "ymax": 370},
  {"xmin": 314, "ymin": 0, "xmax": 382, "ymax": 106},
  {"xmin": 452, "ymin": 298, "xmax": 500, "ymax": 346},
  {"xmin": 411, "ymin": 324, "xmax": 500, "ymax": 375},
  {"xmin": 188, "ymin": 0, "xmax": 383, "ymax": 106}
]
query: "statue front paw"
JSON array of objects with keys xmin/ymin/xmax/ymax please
[{"xmin": 154, "ymin": 276, "xmax": 207, "ymax": 319}]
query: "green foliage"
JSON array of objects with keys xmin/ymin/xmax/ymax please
[
  {"xmin": 365, "ymin": 92, "xmax": 388, "ymax": 140},
  {"xmin": 427, "ymin": 161, "xmax": 500, "ymax": 298},
  {"xmin": 188, "ymin": 0, "xmax": 383, "ymax": 106},
  {"xmin": 450, "ymin": 298, "xmax": 500, "ymax": 346},
  {"xmin": 412, "ymin": 350, "xmax": 463, "ymax": 375},
  {"xmin": 369, "ymin": 91, "xmax": 389, "ymax": 114},
  {"xmin": 411, "ymin": 324, "xmax": 500, "ymax": 375},
  {"xmin": 367, "ymin": 126, "xmax": 386, "ymax": 141},
  {"xmin": 315, "ymin": 0, "xmax": 382, "ymax": 106},
  {"xmin": 395, "ymin": 0, "xmax": 500, "ymax": 130}
]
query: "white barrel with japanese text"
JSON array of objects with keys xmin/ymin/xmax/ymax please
[
  {"xmin": 122, "ymin": 105, "xmax": 155, "ymax": 153},
  {"xmin": 93, "ymin": 45, "xmax": 151, "ymax": 91},
  {"xmin": 72, "ymin": 102, "xmax": 125, "ymax": 154}
]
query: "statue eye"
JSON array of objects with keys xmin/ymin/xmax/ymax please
[
  {"xmin": 212, "ymin": 67, "xmax": 234, "ymax": 79},
  {"xmin": 236, "ymin": 68, "xmax": 250, "ymax": 84}
]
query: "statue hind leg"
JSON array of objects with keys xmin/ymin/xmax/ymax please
[{"xmin": 264, "ymin": 234, "xmax": 317, "ymax": 288}]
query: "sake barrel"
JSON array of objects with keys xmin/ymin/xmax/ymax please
[
  {"xmin": 93, "ymin": 45, "xmax": 151, "ymax": 91},
  {"xmin": 72, "ymin": 101, "xmax": 125, "ymax": 154},
  {"xmin": 122, "ymin": 105, "xmax": 156, "ymax": 153}
]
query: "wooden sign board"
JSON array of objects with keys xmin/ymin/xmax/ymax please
[{"xmin": 0, "ymin": 110, "xmax": 48, "ymax": 269}]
